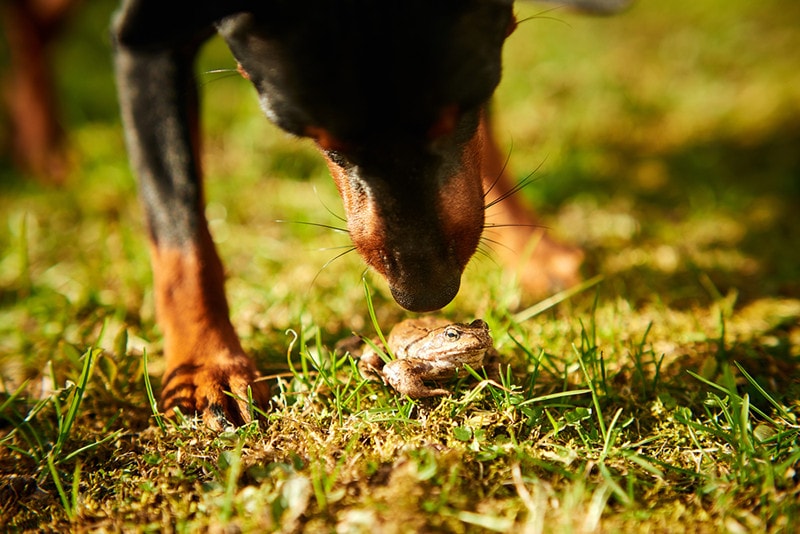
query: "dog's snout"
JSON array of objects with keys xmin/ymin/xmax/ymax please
[{"xmin": 375, "ymin": 241, "xmax": 466, "ymax": 312}]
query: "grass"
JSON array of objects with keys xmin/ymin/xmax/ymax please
[{"xmin": 1, "ymin": 0, "xmax": 800, "ymax": 531}]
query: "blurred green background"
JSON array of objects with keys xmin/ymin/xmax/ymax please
[{"xmin": 1, "ymin": 0, "xmax": 799, "ymax": 327}]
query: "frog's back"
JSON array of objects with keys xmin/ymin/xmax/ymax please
[{"xmin": 387, "ymin": 317, "xmax": 451, "ymax": 358}]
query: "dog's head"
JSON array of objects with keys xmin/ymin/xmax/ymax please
[{"xmin": 219, "ymin": 1, "xmax": 515, "ymax": 311}]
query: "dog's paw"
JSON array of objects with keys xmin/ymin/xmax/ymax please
[{"xmin": 160, "ymin": 351, "xmax": 271, "ymax": 430}]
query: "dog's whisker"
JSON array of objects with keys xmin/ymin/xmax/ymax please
[
  {"xmin": 310, "ymin": 246, "xmax": 357, "ymax": 287},
  {"xmin": 516, "ymin": 8, "xmax": 571, "ymax": 28},
  {"xmin": 484, "ymin": 222, "xmax": 549, "ymax": 231},
  {"xmin": 473, "ymin": 244, "xmax": 498, "ymax": 264},
  {"xmin": 471, "ymin": 241, "xmax": 502, "ymax": 270},
  {"xmin": 203, "ymin": 68, "xmax": 239, "ymax": 75},
  {"xmin": 482, "ymin": 210, "xmax": 513, "ymax": 224},
  {"xmin": 483, "ymin": 141, "xmax": 513, "ymax": 199},
  {"xmin": 199, "ymin": 69, "xmax": 243, "ymax": 87},
  {"xmin": 484, "ymin": 158, "xmax": 547, "ymax": 210},
  {"xmin": 479, "ymin": 235, "xmax": 517, "ymax": 255},
  {"xmin": 313, "ymin": 185, "xmax": 348, "ymax": 223},
  {"xmin": 480, "ymin": 235, "xmax": 505, "ymax": 248},
  {"xmin": 274, "ymin": 219, "xmax": 350, "ymax": 234},
  {"xmin": 315, "ymin": 244, "xmax": 357, "ymax": 252},
  {"xmin": 320, "ymin": 246, "xmax": 356, "ymax": 269}
]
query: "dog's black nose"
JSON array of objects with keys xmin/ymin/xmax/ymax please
[{"xmin": 389, "ymin": 276, "xmax": 461, "ymax": 312}]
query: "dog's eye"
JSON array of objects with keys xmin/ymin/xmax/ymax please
[{"xmin": 428, "ymin": 104, "xmax": 460, "ymax": 140}]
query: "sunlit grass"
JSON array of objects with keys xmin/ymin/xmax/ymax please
[{"xmin": 1, "ymin": 0, "xmax": 799, "ymax": 531}]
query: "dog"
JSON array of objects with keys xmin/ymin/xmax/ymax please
[
  {"xmin": 2, "ymin": 0, "xmax": 80, "ymax": 182},
  {"xmin": 113, "ymin": 0, "xmax": 586, "ymax": 429}
]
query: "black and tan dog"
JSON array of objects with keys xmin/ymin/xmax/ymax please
[{"xmin": 113, "ymin": 0, "xmax": 589, "ymax": 428}]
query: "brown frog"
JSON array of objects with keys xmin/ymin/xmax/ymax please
[{"xmin": 357, "ymin": 317, "xmax": 498, "ymax": 398}]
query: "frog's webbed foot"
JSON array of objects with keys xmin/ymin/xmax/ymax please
[{"xmin": 383, "ymin": 360, "xmax": 451, "ymax": 398}]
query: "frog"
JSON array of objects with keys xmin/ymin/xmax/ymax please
[{"xmin": 356, "ymin": 317, "xmax": 499, "ymax": 398}]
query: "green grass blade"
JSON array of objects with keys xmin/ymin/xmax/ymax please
[
  {"xmin": 734, "ymin": 362, "xmax": 791, "ymax": 420},
  {"xmin": 53, "ymin": 348, "xmax": 97, "ymax": 460},
  {"xmin": 513, "ymin": 275, "xmax": 604, "ymax": 323},
  {"xmin": 362, "ymin": 278, "xmax": 392, "ymax": 359},
  {"xmin": 574, "ymin": 344, "xmax": 607, "ymax": 441},
  {"xmin": 516, "ymin": 388, "xmax": 592, "ymax": 407},
  {"xmin": 143, "ymin": 349, "xmax": 166, "ymax": 432},
  {"xmin": 61, "ymin": 429, "xmax": 123, "ymax": 464},
  {"xmin": 70, "ymin": 460, "xmax": 82, "ymax": 518},
  {"xmin": 47, "ymin": 452, "xmax": 73, "ymax": 520}
]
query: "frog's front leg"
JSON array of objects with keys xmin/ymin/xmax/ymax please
[
  {"xmin": 383, "ymin": 359, "xmax": 451, "ymax": 398},
  {"xmin": 357, "ymin": 348, "xmax": 386, "ymax": 383}
]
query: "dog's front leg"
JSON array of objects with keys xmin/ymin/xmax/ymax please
[{"xmin": 113, "ymin": 4, "xmax": 269, "ymax": 429}]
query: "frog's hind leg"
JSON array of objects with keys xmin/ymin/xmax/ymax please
[{"xmin": 383, "ymin": 360, "xmax": 451, "ymax": 398}]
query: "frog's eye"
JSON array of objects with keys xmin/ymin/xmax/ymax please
[{"xmin": 444, "ymin": 327, "xmax": 461, "ymax": 341}]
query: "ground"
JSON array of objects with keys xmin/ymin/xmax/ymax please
[{"xmin": 1, "ymin": 0, "xmax": 799, "ymax": 531}]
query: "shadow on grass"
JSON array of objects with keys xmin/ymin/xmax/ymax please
[{"xmin": 539, "ymin": 114, "xmax": 800, "ymax": 307}]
